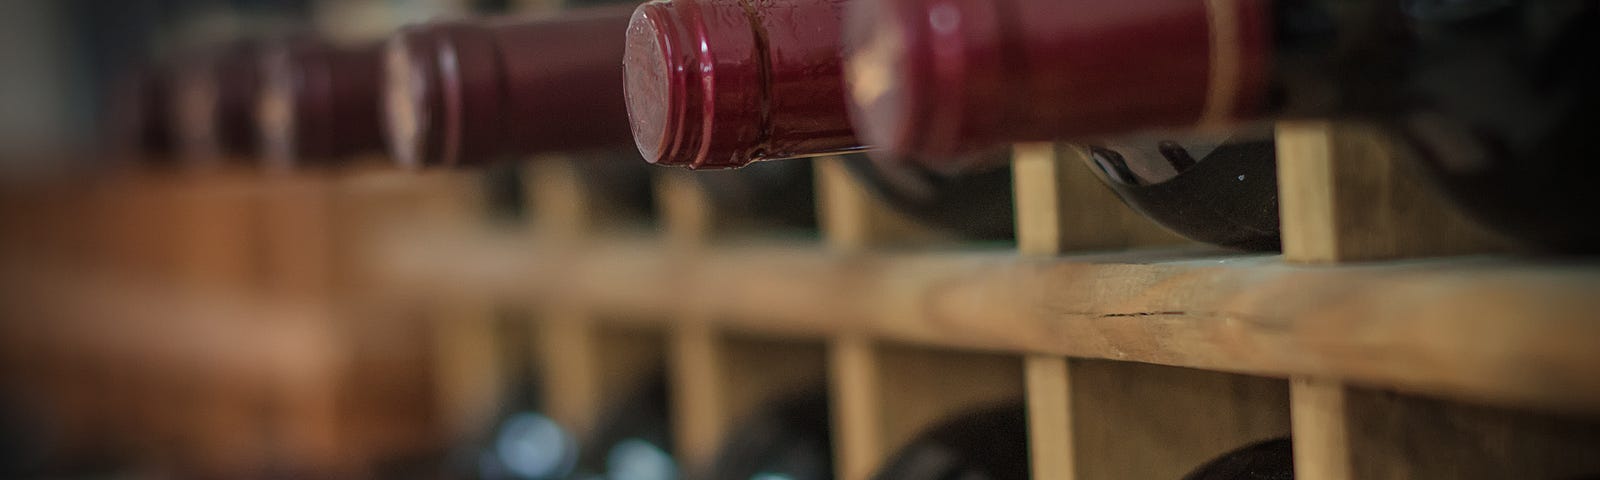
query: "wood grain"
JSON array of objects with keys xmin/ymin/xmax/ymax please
[
  {"xmin": 1068, "ymin": 361, "xmax": 1289, "ymax": 480},
  {"xmin": 375, "ymin": 233, "xmax": 1600, "ymax": 416}
]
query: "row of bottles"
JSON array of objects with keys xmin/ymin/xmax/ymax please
[{"xmin": 113, "ymin": 0, "xmax": 1600, "ymax": 252}]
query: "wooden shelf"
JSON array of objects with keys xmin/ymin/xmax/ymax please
[{"xmin": 372, "ymin": 230, "xmax": 1600, "ymax": 417}]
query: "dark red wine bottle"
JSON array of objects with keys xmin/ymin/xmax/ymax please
[
  {"xmin": 382, "ymin": 6, "xmax": 637, "ymax": 168},
  {"xmin": 172, "ymin": 41, "xmax": 266, "ymax": 165},
  {"xmin": 1181, "ymin": 438, "xmax": 1294, "ymax": 480},
  {"xmin": 872, "ymin": 403, "xmax": 1028, "ymax": 480},
  {"xmin": 690, "ymin": 160, "xmax": 819, "ymax": 232},
  {"xmin": 257, "ymin": 39, "xmax": 385, "ymax": 168},
  {"xmin": 846, "ymin": 0, "xmax": 1600, "ymax": 251},
  {"xmin": 707, "ymin": 387, "xmax": 832, "ymax": 480},
  {"xmin": 624, "ymin": 0, "xmax": 1012, "ymax": 240}
]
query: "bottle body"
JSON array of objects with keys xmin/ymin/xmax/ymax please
[
  {"xmin": 872, "ymin": 402, "xmax": 1028, "ymax": 480},
  {"xmin": 707, "ymin": 387, "xmax": 832, "ymax": 480},
  {"xmin": 1086, "ymin": 132, "xmax": 1280, "ymax": 251},
  {"xmin": 1180, "ymin": 437, "xmax": 1294, "ymax": 480}
]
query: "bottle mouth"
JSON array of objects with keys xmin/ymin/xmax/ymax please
[
  {"xmin": 624, "ymin": 2, "xmax": 701, "ymax": 167},
  {"xmin": 624, "ymin": 5, "xmax": 676, "ymax": 166}
]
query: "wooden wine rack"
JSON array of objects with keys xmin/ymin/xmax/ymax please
[{"xmin": 353, "ymin": 124, "xmax": 1600, "ymax": 478}]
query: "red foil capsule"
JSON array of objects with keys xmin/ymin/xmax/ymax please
[
  {"xmin": 173, "ymin": 41, "xmax": 266, "ymax": 166},
  {"xmin": 843, "ymin": 0, "xmax": 1272, "ymax": 164},
  {"xmin": 382, "ymin": 7, "xmax": 637, "ymax": 169},
  {"xmin": 624, "ymin": 0, "xmax": 861, "ymax": 170},
  {"xmin": 257, "ymin": 40, "xmax": 385, "ymax": 169}
]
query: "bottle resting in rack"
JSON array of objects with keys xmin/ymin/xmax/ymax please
[
  {"xmin": 844, "ymin": 0, "xmax": 1284, "ymax": 250},
  {"xmin": 845, "ymin": 0, "xmax": 1600, "ymax": 251},
  {"xmin": 871, "ymin": 402, "xmax": 1028, "ymax": 480},
  {"xmin": 1180, "ymin": 437, "xmax": 1294, "ymax": 480},
  {"xmin": 706, "ymin": 386, "xmax": 832, "ymax": 480},
  {"xmin": 624, "ymin": 0, "xmax": 1013, "ymax": 241}
]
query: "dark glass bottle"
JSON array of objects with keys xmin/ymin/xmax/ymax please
[
  {"xmin": 257, "ymin": 38, "xmax": 385, "ymax": 169},
  {"xmin": 840, "ymin": 154, "xmax": 1015, "ymax": 241},
  {"xmin": 872, "ymin": 403, "xmax": 1028, "ymax": 480},
  {"xmin": 382, "ymin": 6, "xmax": 638, "ymax": 168},
  {"xmin": 706, "ymin": 387, "xmax": 832, "ymax": 480},
  {"xmin": 1085, "ymin": 131, "xmax": 1281, "ymax": 250},
  {"xmin": 1181, "ymin": 438, "xmax": 1295, "ymax": 480},
  {"xmin": 846, "ymin": 0, "xmax": 1600, "ymax": 251}
]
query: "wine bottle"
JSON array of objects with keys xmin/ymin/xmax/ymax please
[
  {"xmin": 381, "ymin": 6, "xmax": 638, "ymax": 169},
  {"xmin": 872, "ymin": 403, "xmax": 1028, "ymax": 480},
  {"xmin": 1085, "ymin": 131, "xmax": 1281, "ymax": 250},
  {"xmin": 172, "ymin": 41, "xmax": 266, "ymax": 166},
  {"xmin": 845, "ymin": 0, "xmax": 1600, "ymax": 251},
  {"xmin": 624, "ymin": 0, "xmax": 1012, "ymax": 240},
  {"xmin": 1181, "ymin": 437, "xmax": 1294, "ymax": 480},
  {"xmin": 257, "ymin": 38, "xmax": 385, "ymax": 168},
  {"xmin": 706, "ymin": 387, "xmax": 832, "ymax": 480}
]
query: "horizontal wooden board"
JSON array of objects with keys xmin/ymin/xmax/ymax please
[{"xmin": 371, "ymin": 230, "xmax": 1600, "ymax": 417}]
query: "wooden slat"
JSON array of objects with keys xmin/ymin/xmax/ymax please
[
  {"xmin": 1025, "ymin": 356, "xmax": 1074, "ymax": 480},
  {"xmin": 374, "ymin": 234, "xmax": 1600, "ymax": 416}
]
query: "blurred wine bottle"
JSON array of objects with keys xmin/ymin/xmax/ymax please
[
  {"xmin": 872, "ymin": 402, "xmax": 1028, "ymax": 480},
  {"xmin": 381, "ymin": 6, "xmax": 637, "ymax": 168},
  {"xmin": 256, "ymin": 38, "xmax": 385, "ymax": 168},
  {"xmin": 624, "ymin": 0, "xmax": 1012, "ymax": 241},
  {"xmin": 172, "ymin": 40, "xmax": 268, "ymax": 166},
  {"xmin": 706, "ymin": 387, "xmax": 832, "ymax": 480},
  {"xmin": 1180, "ymin": 438, "xmax": 1294, "ymax": 480},
  {"xmin": 844, "ymin": 0, "xmax": 1600, "ymax": 251}
]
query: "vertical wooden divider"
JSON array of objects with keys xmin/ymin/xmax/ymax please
[
  {"xmin": 526, "ymin": 158, "xmax": 667, "ymax": 442},
  {"xmin": 413, "ymin": 170, "xmax": 510, "ymax": 443},
  {"xmin": 656, "ymin": 168, "xmax": 829, "ymax": 474},
  {"xmin": 169, "ymin": 169, "xmax": 273, "ymax": 474},
  {"xmin": 1276, "ymin": 121, "xmax": 1599, "ymax": 480},
  {"xmin": 1013, "ymin": 142, "xmax": 1290, "ymax": 480},
  {"xmin": 816, "ymin": 156, "xmax": 1023, "ymax": 480}
]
